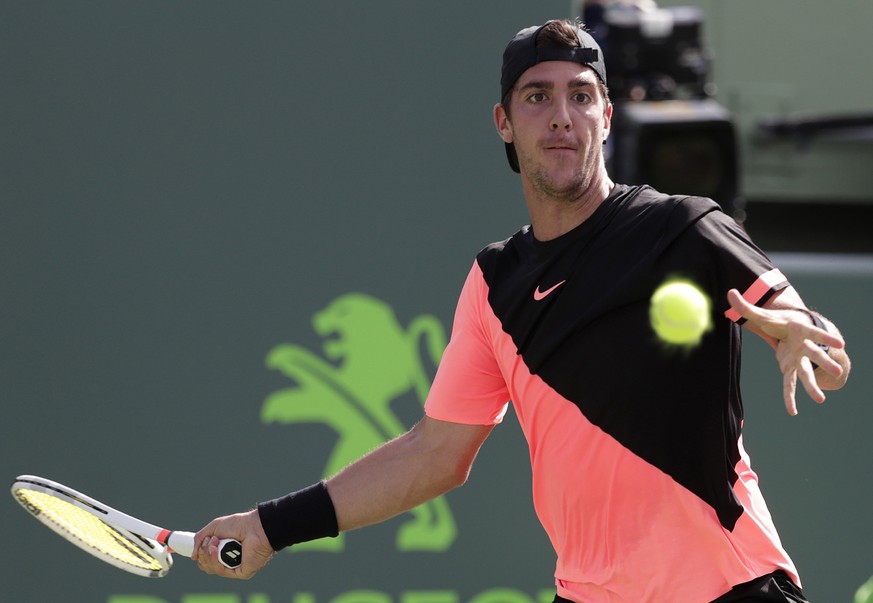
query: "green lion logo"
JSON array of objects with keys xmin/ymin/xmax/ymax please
[{"xmin": 261, "ymin": 293, "xmax": 456, "ymax": 552}]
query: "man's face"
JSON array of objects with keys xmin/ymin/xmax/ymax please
[{"xmin": 496, "ymin": 61, "xmax": 612, "ymax": 200}]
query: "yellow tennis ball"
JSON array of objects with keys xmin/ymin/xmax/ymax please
[{"xmin": 650, "ymin": 281, "xmax": 712, "ymax": 345}]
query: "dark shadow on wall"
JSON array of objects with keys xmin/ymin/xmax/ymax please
[{"xmin": 742, "ymin": 201, "xmax": 873, "ymax": 254}]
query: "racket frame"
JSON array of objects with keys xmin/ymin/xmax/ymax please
[{"xmin": 11, "ymin": 474, "xmax": 234, "ymax": 577}]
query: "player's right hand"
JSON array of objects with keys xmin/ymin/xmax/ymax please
[{"xmin": 194, "ymin": 509, "xmax": 275, "ymax": 580}]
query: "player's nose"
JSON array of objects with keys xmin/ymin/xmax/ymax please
[{"xmin": 550, "ymin": 99, "xmax": 572, "ymax": 131}]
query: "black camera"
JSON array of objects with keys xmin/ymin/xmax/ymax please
[{"xmin": 582, "ymin": 3, "xmax": 741, "ymax": 219}]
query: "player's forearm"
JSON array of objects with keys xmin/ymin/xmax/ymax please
[
  {"xmin": 255, "ymin": 417, "xmax": 491, "ymax": 550},
  {"xmin": 324, "ymin": 429, "xmax": 457, "ymax": 531}
]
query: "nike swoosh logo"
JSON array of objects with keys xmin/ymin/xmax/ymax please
[{"xmin": 533, "ymin": 280, "xmax": 566, "ymax": 301}]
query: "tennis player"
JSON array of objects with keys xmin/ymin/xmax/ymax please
[{"xmin": 195, "ymin": 19, "xmax": 850, "ymax": 602}]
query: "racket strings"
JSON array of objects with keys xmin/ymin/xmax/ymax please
[{"xmin": 15, "ymin": 488, "xmax": 165, "ymax": 572}]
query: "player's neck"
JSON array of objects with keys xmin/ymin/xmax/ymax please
[{"xmin": 525, "ymin": 171, "xmax": 614, "ymax": 242}]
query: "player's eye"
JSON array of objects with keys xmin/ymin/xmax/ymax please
[{"xmin": 527, "ymin": 92, "xmax": 547, "ymax": 104}]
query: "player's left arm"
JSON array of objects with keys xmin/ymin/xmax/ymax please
[{"xmin": 727, "ymin": 285, "xmax": 850, "ymax": 416}]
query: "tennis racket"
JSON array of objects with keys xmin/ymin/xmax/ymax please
[{"xmin": 11, "ymin": 474, "xmax": 242, "ymax": 578}]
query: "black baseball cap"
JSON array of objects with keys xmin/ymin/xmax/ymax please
[{"xmin": 500, "ymin": 20, "xmax": 607, "ymax": 173}]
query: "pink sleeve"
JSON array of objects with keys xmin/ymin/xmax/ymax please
[
  {"xmin": 424, "ymin": 262, "xmax": 510, "ymax": 425},
  {"xmin": 723, "ymin": 268, "xmax": 789, "ymax": 322}
]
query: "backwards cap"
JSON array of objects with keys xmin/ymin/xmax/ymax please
[{"xmin": 500, "ymin": 20, "xmax": 607, "ymax": 173}]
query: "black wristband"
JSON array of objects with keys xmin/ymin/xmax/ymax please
[
  {"xmin": 257, "ymin": 481, "xmax": 339, "ymax": 551},
  {"xmin": 793, "ymin": 308, "xmax": 830, "ymax": 369}
]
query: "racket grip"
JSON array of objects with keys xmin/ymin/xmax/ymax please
[{"xmin": 218, "ymin": 538, "xmax": 242, "ymax": 569}]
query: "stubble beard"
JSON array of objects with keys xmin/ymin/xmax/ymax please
[{"xmin": 521, "ymin": 136, "xmax": 604, "ymax": 205}]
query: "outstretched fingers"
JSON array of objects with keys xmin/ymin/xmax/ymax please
[{"xmin": 728, "ymin": 288, "xmax": 842, "ymax": 415}]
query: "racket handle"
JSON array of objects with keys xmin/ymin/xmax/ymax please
[
  {"xmin": 167, "ymin": 532, "xmax": 241, "ymax": 568},
  {"xmin": 218, "ymin": 538, "xmax": 242, "ymax": 569}
]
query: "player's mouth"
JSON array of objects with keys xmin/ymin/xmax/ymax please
[
  {"xmin": 543, "ymin": 138, "xmax": 578, "ymax": 153},
  {"xmin": 543, "ymin": 144, "xmax": 578, "ymax": 159}
]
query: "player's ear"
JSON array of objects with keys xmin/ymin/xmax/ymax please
[
  {"xmin": 602, "ymin": 102, "xmax": 613, "ymax": 143},
  {"xmin": 494, "ymin": 103, "xmax": 513, "ymax": 143}
]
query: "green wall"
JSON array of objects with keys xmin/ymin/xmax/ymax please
[
  {"xmin": 740, "ymin": 255, "xmax": 873, "ymax": 603},
  {"xmin": 3, "ymin": 2, "xmax": 871, "ymax": 602}
]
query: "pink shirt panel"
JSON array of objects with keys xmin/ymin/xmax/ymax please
[{"xmin": 426, "ymin": 262, "xmax": 798, "ymax": 602}]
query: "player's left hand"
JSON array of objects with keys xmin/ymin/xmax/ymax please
[
  {"xmin": 193, "ymin": 509, "xmax": 275, "ymax": 580},
  {"xmin": 727, "ymin": 288, "xmax": 845, "ymax": 416}
]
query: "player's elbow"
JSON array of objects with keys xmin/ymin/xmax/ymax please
[
  {"xmin": 403, "ymin": 415, "xmax": 495, "ymax": 502},
  {"xmin": 824, "ymin": 346, "xmax": 851, "ymax": 390},
  {"xmin": 413, "ymin": 466, "xmax": 465, "ymax": 504},
  {"xmin": 435, "ymin": 456, "xmax": 475, "ymax": 492},
  {"xmin": 821, "ymin": 357, "xmax": 851, "ymax": 391},
  {"xmin": 412, "ymin": 441, "xmax": 476, "ymax": 496}
]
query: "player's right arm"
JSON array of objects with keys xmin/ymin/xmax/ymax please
[
  {"xmin": 196, "ymin": 262, "xmax": 505, "ymax": 579},
  {"xmin": 327, "ymin": 416, "xmax": 493, "ymax": 532},
  {"xmin": 194, "ymin": 416, "xmax": 493, "ymax": 579}
]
